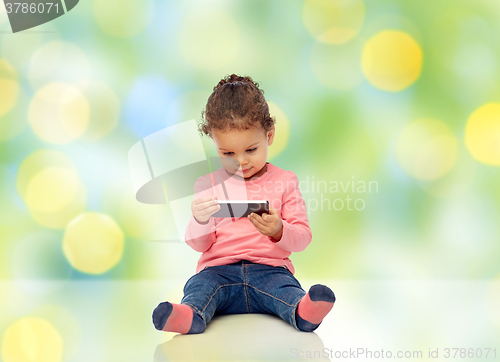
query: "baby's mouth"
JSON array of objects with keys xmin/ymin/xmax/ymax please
[
  {"xmin": 233, "ymin": 167, "xmax": 252, "ymax": 174},
  {"xmin": 239, "ymin": 167, "xmax": 252, "ymax": 174}
]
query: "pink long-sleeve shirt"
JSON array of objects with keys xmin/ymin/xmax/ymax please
[{"xmin": 185, "ymin": 162, "xmax": 312, "ymax": 274}]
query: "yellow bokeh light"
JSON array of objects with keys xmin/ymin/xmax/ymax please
[
  {"xmin": 397, "ymin": 118, "xmax": 458, "ymax": 180},
  {"xmin": 362, "ymin": 30, "xmax": 422, "ymax": 91},
  {"xmin": 17, "ymin": 150, "xmax": 74, "ymax": 198},
  {"xmin": 310, "ymin": 39, "xmax": 364, "ymax": 90},
  {"xmin": 267, "ymin": 101, "xmax": 290, "ymax": 160},
  {"xmin": 420, "ymin": 144, "xmax": 476, "ymax": 199},
  {"xmin": 63, "ymin": 212, "xmax": 124, "ymax": 274},
  {"xmin": 303, "ymin": 0, "xmax": 365, "ymax": 44},
  {"xmin": 414, "ymin": 135, "xmax": 457, "ymax": 180},
  {"xmin": 79, "ymin": 81, "xmax": 120, "ymax": 140},
  {"xmin": 17, "ymin": 150, "xmax": 86, "ymax": 229},
  {"xmin": 93, "ymin": 0, "xmax": 153, "ymax": 38},
  {"xmin": 0, "ymin": 58, "xmax": 19, "ymax": 118},
  {"xmin": 28, "ymin": 41, "xmax": 89, "ymax": 90},
  {"xmin": 29, "ymin": 82, "xmax": 90, "ymax": 144},
  {"xmin": 29, "ymin": 192, "xmax": 86, "ymax": 230},
  {"xmin": 178, "ymin": 9, "xmax": 239, "ymax": 70},
  {"xmin": 24, "ymin": 168, "xmax": 86, "ymax": 229},
  {"xmin": 1, "ymin": 317, "xmax": 63, "ymax": 362},
  {"xmin": 25, "ymin": 167, "xmax": 79, "ymax": 213},
  {"xmin": 465, "ymin": 103, "xmax": 500, "ymax": 166},
  {"xmin": 29, "ymin": 305, "xmax": 81, "ymax": 361}
]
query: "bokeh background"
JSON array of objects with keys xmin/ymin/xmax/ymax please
[{"xmin": 1, "ymin": 0, "xmax": 500, "ymax": 361}]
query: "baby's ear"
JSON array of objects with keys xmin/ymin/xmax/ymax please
[{"xmin": 267, "ymin": 126, "xmax": 276, "ymax": 145}]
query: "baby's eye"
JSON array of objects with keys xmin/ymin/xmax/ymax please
[
  {"xmin": 223, "ymin": 152, "xmax": 234, "ymax": 156},
  {"xmin": 247, "ymin": 148, "xmax": 257, "ymax": 153}
]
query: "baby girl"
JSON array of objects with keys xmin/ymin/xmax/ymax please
[{"xmin": 152, "ymin": 74, "xmax": 336, "ymax": 334}]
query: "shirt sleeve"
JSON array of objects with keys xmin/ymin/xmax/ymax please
[
  {"xmin": 185, "ymin": 175, "xmax": 217, "ymax": 253},
  {"xmin": 271, "ymin": 171, "xmax": 312, "ymax": 252}
]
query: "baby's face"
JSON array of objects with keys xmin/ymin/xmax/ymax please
[{"xmin": 212, "ymin": 126, "xmax": 275, "ymax": 180}]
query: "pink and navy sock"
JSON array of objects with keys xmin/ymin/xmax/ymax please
[
  {"xmin": 152, "ymin": 302, "xmax": 206, "ymax": 334},
  {"xmin": 295, "ymin": 284, "xmax": 336, "ymax": 332}
]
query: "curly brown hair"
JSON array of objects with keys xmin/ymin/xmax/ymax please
[{"xmin": 198, "ymin": 74, "xmax": 276, "ymax": 137}]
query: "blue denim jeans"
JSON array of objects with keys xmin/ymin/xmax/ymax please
[{"xmin": 180, "ymin": 260, "xmax": 307, "ymax": 331}]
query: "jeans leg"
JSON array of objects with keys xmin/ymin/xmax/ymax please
[
  {"xmin": 180, "ymin": 264, "xmax": 248, "ymax": 325},
  {"xmin": 245, "ymin": 264, "xmax": 306, "ymax": 331}
]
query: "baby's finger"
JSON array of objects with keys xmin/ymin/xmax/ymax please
[
  {"xmin": 209, "ymin": 203, "xmax": 221, "ymax": 215},
  {"xmin": 261, "ymin": 213, "xmax": 277, "ymax": 223},
  {"xmin": 193, "ymin": 195, "xmax": 218, "ymax": 205},
  {"xmin": 268, "ymin": 206, "xmax": 278, "ymax": 215},
  {"xmin": 193, "ymin": 196, "xmax": 218, "ymax": 211},
  {"xmin": 262, "ymin": 213, "xmax": 276, "ymax": 223},
  {"xmin": 248, "ymin": 213, "xmax": 267, "ymax": 228},
  {"xmin": 248, "ymin": 215, "xmax": 264, "ymax": 232},
  {"xmin": 199, "ymin": 203, "xmax": 221, "ymax": 216},
  {"xmin": 247, "ymin": 213, "xmax": 257, "ymax": 225}
]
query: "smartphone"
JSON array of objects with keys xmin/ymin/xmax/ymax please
[{"xmin": 212, "ymin": 200, "xmax": 269, "ymax": 218}]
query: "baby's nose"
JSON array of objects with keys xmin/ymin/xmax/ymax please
[{"xmin": 235, "ymin": 158, "xmax": 248, "ymax": 167}]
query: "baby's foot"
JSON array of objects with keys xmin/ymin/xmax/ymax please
[
  {"xmin": 152, "ymin": 302, "xmax": 206, "ymax": 334},
  {"xmin": 295, "ymin": 284, "xmax": 336, "ymax": 332}
]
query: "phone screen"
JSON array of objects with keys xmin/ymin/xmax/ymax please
[{"xmin": 213, "ymin": 200, "xmax": 269, "ymax": 218}]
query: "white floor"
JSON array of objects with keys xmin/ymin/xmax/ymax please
[
  {"xmin": 1, "ymin": 280, "xmax": 499, "ymax": 361},
  {"xmin": 154, "ymin": 313, "xmax": 329, "ymax": 361}
]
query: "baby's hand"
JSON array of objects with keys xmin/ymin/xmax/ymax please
[
  {"xmin": 247, "ymin": 206, "xmax": 283, "ymax": 242},
  {"xmin": 192, "ymin": 195, "xmax": 220, "ymax": 223}
]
